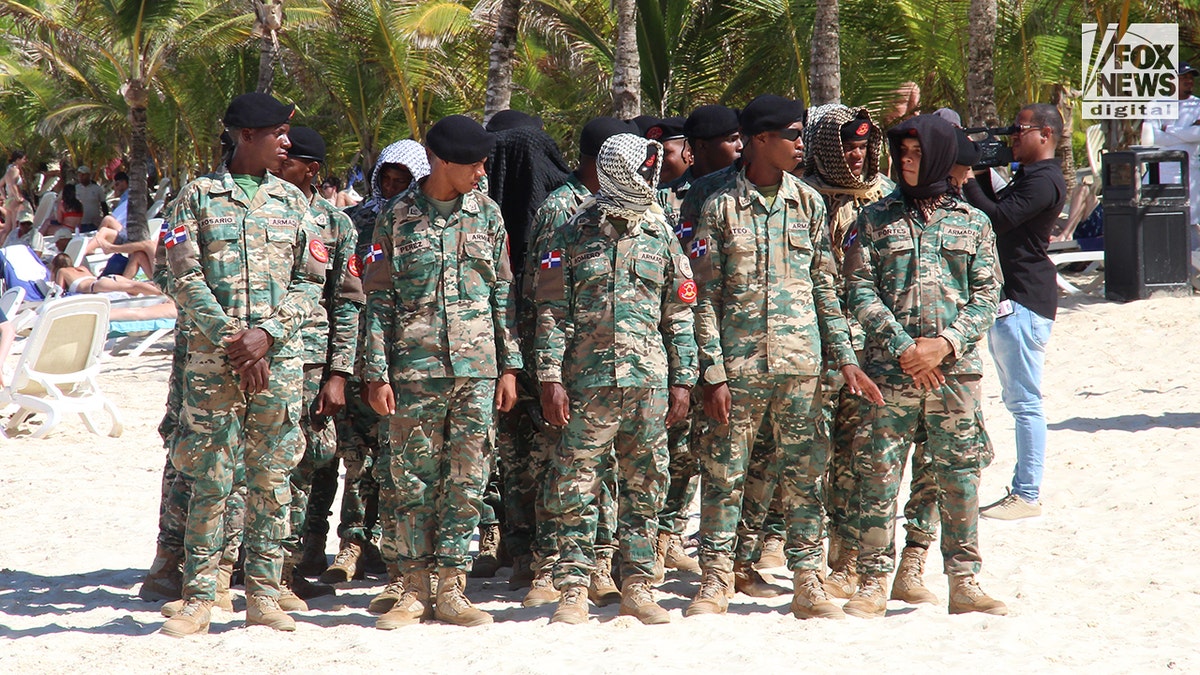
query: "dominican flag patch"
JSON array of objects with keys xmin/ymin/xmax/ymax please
[
  {"xmin": 163, "ymin": 224, "xmax": 188, "ymax": 249},
  {"xmin": 689, "ymin": 238, "xmax": 708, "ymax": 258},
  {"xmin": 674, "ymin": 220, "xmax": 693, "ymax": 240},
  {"xmin": 364, "ymin": 243, "xmax": 385, "ymax": 264},
  {"xmin": 541, "ymin": 250, "xmax": 562, "ymax": 269}
]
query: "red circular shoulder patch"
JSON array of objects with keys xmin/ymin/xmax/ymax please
[
  {"xmin": 678, "ymin": 278, "xmax": 698, "ymax": 303},
  {"xmin": 347, "ymin": 253, "xmax": 362, "ymax": 278},
  {"xmin": 309, "ymin": 238, "xmax": 329, "ymax": 264}
]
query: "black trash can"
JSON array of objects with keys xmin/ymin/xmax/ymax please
[{"xmin": 1101, "ymin": 148, "xmax": 1191, "ymax": 302}]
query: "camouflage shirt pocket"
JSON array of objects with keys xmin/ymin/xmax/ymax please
[{"xmin": 199, "ymin": 223, "xmax": 241, "ymax": 281}]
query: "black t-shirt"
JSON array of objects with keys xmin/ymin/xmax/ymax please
[{"xmin": 963, "ymin": 159, "xmax": 1067, "ymax": 320}]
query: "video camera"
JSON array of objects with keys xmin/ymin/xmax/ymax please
[{"xmin": 963, "ymin": 125, "xmax": 1016, "ymax": 169}]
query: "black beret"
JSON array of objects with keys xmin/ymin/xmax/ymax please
[
  {"xmin": 486, "ymin": 109, "xmax": 543, "ymax": 132},
  {"xmin": 223, "ymin": 92, "xmax": 295, "ymax": 129},
  {"xmin": 685, "ymin": 105, "xmax": 740, "ymax": 140},
  {"xmin": 840, "ymin": 118, "xmax": 873, "ymax": 143},
  {"xmin": 955, "ymin": 128, "xmax": 981, "ymax": 166},
  {"xmin": 580, "ymin": 117, "xmax": 639, "ymax": 157},
  {"xmin": 740, "ymin": 94, "xmax": 805, "ymax": 136},
  {"xmin": 286, "ymin": 126, "xmax": 326, "ymax": 163},
  {"xmin": 646, "ymin": 116, "xmax": 686, "ymax": 142},
  {"xmin": 426, "ymin": 115, "xmax": 494, "ymax": 164},
  {"xmin": 631, "ymin": 115, "xmax": 661, "ymax": 135}
]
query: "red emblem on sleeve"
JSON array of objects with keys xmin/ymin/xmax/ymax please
[
  {"xmin": 678, "ymin": 279, "xmax": 698, "ymax": 303},
  {"xmin": 309, "ymin": 239, "xmax": 329, "ymax": 263},
  {"xmin": 347, "ymin": 253, "xmax": 362, "ymax": 278}
]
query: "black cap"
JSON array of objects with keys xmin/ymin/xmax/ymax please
[
  {"xmin": 954, "ymin": 128, "xmax": 981, "ymax": 166},
  {"xmin": 426, "ymin": 115, "xmax": 494, "ymax": 164},
  {"xmin": 287, "ymin": 126, "xmax": 326, "ymax": 163},
  {"xmin": 223, "ymin": 92, "xmax": 295, "ymax": 129},
  {"xmin": 580, "ymin": 117, "xmax": 639, "ymax": 157},
  {"xmin": 840, "ymin": 118, "xmax": 873, "ymax": 143},
  {"xmin": 1181, "ymin": 62, "xmax": 1199, "ymax": 76},
  {"xmin": 740, "ymin": 95, "xmax": 805, "ymax": 136},
  {"xmin": 646, "ymin": 116, "xmax": 686, "ymax": 142},
  {"xmin": 631, "ymin": 115, "xmax": 661, "ymax": 135},
  {"xmin": 486, "ymin": 109, "xmax": 543, "ymax": 132},
  {"xmin": 685, "ymin": 105, "xmax": 740, "ymax": 140}
]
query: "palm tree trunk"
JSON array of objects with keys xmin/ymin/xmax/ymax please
[
  {"xmin": 611, "ymin": 0, "xmax": 640, "ymax": 119},
  {"xmin": 254, "ymin": 1, "xmax": 284, "ymax": 94},
  {"xmin": 125, "ymin": 81, "xmax": 150, "ymax": 243},
  {"xmin": 1052, "ymin": 83, "xmax": 1077, "ymax": 188},
  {"xmin": 966, "ymin": 0, "xmax": 999, "ymax": 126},
  {"xmin": 485, "ymin": 0, "xmax": 522, "ymax": 123},
  {"xmin": 257, "ymin": 37, "xmax": 277, "ymax": 94},
  {"xmin": 809, "ymin": 0, "xmax": 840, "ymax": 105}
]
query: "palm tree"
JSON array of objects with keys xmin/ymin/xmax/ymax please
[
  {"xmin": 810, "ymin": 0, "xmax": 840, "ymax": 105},
  {"xmin": 966, "ymin": 0, "xmax": 998, "ymax": 126},
  {"xmin": 252, "ymin": 0, "xmax": 286, "ymax": 93},
  {"xmin": 485, "ymin": 0, "xmax": 522, "ymax": 121},
  {"xmin": 611, "ymin": 0, "xmax": 639, "ymax": 117}
]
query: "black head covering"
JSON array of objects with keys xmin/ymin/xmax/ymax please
[
  {"xmin": 740, "ymin": 95, "xmax": 805, "ymax": 136},
  {"xmin": 223, "ymin": 92, "xmax": 295, "ymax": 128},
  {"xmin": 580, "ymin": 117, "xmax": 639, "ymax": 157},
  {"xmin": 646, "ymin": 116, "xmax": 686, "ymax": 141},
  {"xmin": 631, "ymin": 115, "xmax": 661, "ymax": 135},
  {"xmin": 487, "ymin": 126, "xmax": 570, "ymax": 270},
  {"xmin": 486, "ymin": 109, "xmax": 543, "ymax": 132},
  {"xmin": 427, "ymin": 115, "xmax": 494, "ymax": 164},
  {"xmin": 286, "ymin": 127, "xmax": 326, "ymax": 163},
  {"xmin": 887, "ymin": 114, "xmax": 957, "ymax": 199},
  {"xmin": 685, "ymin": 105, "xmax": 740, "ymax": 140}
]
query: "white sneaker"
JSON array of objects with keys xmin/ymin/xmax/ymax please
[{"xmin": 980, "ymin": 492, "xmax": 1042, "ymax": 520}]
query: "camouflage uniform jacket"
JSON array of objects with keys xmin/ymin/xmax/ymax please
[
  {"xmin": 657, "ymin": 167, "xmax": 695, "ymax": 219},
  {"xmin": 674, "ymin": 163, "xmax": 739, "ymax": 252},
  {"xmin": 534, "ymin": 204, "xmax": 698, "ymax": 390},
  {"xmin": 361, "ymin": 184, "xmax": 522, "ymax": 382},
  {"xmin": 691, "ymin": 168, "xmax": 855, "ymax": 385},
  {"xmin": 845, "ymin": 189, "xmax": 999, "ymax": 379},
  {"xmin": 302, "ymin": 193, "xmax": 364, "ymax": 372},
  {"xmin": 165, "ymin": 168, "xmax": 325, "ymax": 359}
]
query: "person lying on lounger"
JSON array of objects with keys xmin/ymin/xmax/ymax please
[{"xmin": 49, "ymin": 253, "xmax": 163, "ymax": 297}]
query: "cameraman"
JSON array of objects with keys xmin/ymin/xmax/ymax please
[{"xmin": 962, "ymin": 104, "xmax": 1066, "ymax": 521}]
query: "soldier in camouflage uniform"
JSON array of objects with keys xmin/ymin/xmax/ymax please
[
  {"xmin": 534, "ymin": 133, "xmax": 697, "ymax": 625},
  {"xmin": 271, "ymin": 127, "xmax": 364, "ymax": 610},
  {"xmin": 842, "ymin": 114, "xmax": 1007, "ymax": 618},
  {"xmin": 685, "ymin": 95, "xmax": 882, "ymax": 620},
  {"xmin": 159, "ymin": 93, "xmax": 326, "ymax": 637},
  {"xmin": 362, "ymin": 115, "xmax": 521, "ymax": 629}
]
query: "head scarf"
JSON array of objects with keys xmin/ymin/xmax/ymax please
[
  {"xmin": 365, "ymin": 139, "xmax": 429, "ymax": 211},
  {"xmin": 886, "ymin": 114, "xmax": 957, "ymax": 200},
  {"xmin": 806, "ymin": 105, "xmax": 883, "ymax": 192},
  {"xmin": 487, "ymin": 126, "xmax": 569, "ymax": 268},
  {"xmin": 593, "ymin": 133, "xmax": 662, "ymax": 220}
]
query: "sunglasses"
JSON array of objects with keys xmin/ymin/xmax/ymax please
[{"xmin": 775, "ymin": 128, "xmax": 802, "ymax": 142}]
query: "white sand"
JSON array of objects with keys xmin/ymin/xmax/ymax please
[{"xmin": 2, "ymin": 292, "xmax": 1199, "ymax": 673}]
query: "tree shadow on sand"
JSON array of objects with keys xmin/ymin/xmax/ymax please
[
  {"xmin": 1049, "ymin": 412, "xmax": 1200, "ymax": 433},
  {"xmin": 0, "ymin": 567, "xmax": 173, "ymax": 637}
]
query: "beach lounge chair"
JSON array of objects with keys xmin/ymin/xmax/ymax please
[
  {"xmin": 1050, "ymin": 124, "xmax": 1107, "ymax": 295},
  {"xmin": 0, "ymin": 286, "xmax": 24, "ymax": 319},
  {"xmin": 106, "ymin": 296, "xmax": 176, "ymax": 357},
  {"xmin": 0, "ymin": 295, "xmax": 123, "ymax": 439}
]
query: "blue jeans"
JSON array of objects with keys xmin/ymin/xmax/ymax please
[{"xmin": 987, "ymin": 300, "xmax": 1053, "ymax": 502}]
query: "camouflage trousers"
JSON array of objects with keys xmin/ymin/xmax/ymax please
[
  {"xmin": 283, "ymin": 366, "xmax": 340, "ymax": 560},
  {"xmin": 698, "ymin": 374, "xmax": 825, "ymax": 572},
  {"xmin": 382, "ymin": 377, "xmax": 495, "ymax": 571},
  {"xmin": 735, "ymin": 417, "xmax": 789, "ymax": 562},
  {"xmin": 657, "ymin": 394, "xmax": 700, "ymax": 537},
  {"xmin": 548, "ymin": 386, "xmax": 669, "ymax": 589},
  {"xmin": 855, "ymin": 374, "xmax": 986, "ymax": 576},
  {"xmin": 171, "ymin": 352, "xmax": 303, "ymax": 601},
  {"xmin": 332, "ymin": 378, "xmax": 385, "ymax": 550}
]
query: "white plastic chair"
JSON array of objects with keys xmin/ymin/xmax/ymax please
[
  {"xmin": 0, "ymin": 295, "xmax": 123, "ymax": 439},
  {"xmin": 31, "ymin": 192, "xmax": 57, "ymax": 233},
  {"xmin": 152, "ymin": 179, "xmax": 171, "ymax": 204},
  {"xmin": 0, "ymin": 286, "xmax": 24, "ymax": 318},
  {"xmin": 146, "ymin": 199, "xmax": 165, "ymax": 220}
]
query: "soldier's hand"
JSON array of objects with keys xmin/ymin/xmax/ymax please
[
  {"xmin": 366, "ymin": 381, "xmax": 395, "ymax": 416},
  {"xmin": 911, "ymin": 366, "xmax": 947, "ymax": 391},
  {"xmin": 899, "ymin": 337, "xmax": 952, "ymax": 375},
  {"xmin": 224, "ymin": 328, "xmax": 274, "ymax": 370},
  {"xmin": 238, "ymin": 358, "xmax": 270, "ymax": 394},
  {"xmin": 315, "ymin": 373, "xmax": 348, "ymax": 417},
  {"xmin": 703, "ymin": 382, "xmax": 731, "ymax": 425},
  {"xmin": 540, "ymin": 382, "xmax": 570, "ymax": 427},
  {"xmin": 840, "ymin": 364, "xmax": 884, "ymax": 405},
  {"xmin": 666, "ymin": 385, "xmax": 691, "ymax": 426},
  {"xmin": 496, "ymin": 371, "xmax": 518, "ymax": 412}
]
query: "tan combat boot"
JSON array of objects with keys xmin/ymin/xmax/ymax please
[
  {"xmin": 684, "ymin": 568, "xmax": 734, "ymax": 616},
  {"xmin": 891, "ymin": 546, "xmax": 937, "ymax": 604},
  {"xmin": 791, "ymin": 569, "xmax": 847, "ymax": 620},
  {"xmin": 824, "ymin": 544, "xmax": 860, "ymax": 599},
  {"xmin": 508, "ymin": 553, "xmax": 535, "ymax": 590},
  {"xmin": 246, "ymin": 593, "xmax": 297, "ymax": 631},
  {"xmin": 369, "ymin": 565, "xmax": 404, "ymax": 614},
  {"xmin": 377, "ymin": 569, "xmax": 434, "ymax": 630},
  {"xmin": 319, "ymin": 540, "xmax": 362, "ymax": 584},
  {"xmin": 619, "ymin": 575, "xmax": 670, "ymax": 625},
  {"xmin": 434, "ymin": 568, "xmax": 493, "ymax": 626},
  {"xmin": 278, "ymin": 563, "xmax": 309, "ymax": 611},
  {"xmin": 549, "ymin": 584, "xmax": 589, "ymax": 624},
  {"xmin": 470, "ymin": 524, "xmax": 502, "ymax": 578},
  {"xmin": 139, "ymin": 544, "xmax": 183, "ymax": 602},
  {"xmin": 652, "ymin": 533, "xmax": 669, "ymax": 585},
  {"xmin": 522, "ymin": 566, "xmax": 561, "ymax": 608},
  {"xmin": 161, "ymin": 561, "xmax": 234, "ymax": 617},
  {"xmin": 948, "ymin": 574, "xmax": 1009, "ymax": 616},
  {"xmin": 159, "ymin": 598, "xmax": 212, "ymax": 637},
  {"xmin": 664, "ymin": 533, "xmax": 701, "ymax": 574},
  {"xmin": 734, "ymin": 560, "xmax": 786, "ymax": 597},
  {"xmin": 755, "ymin": 534, "xmax": 786, "ymax": 570},
  {"xmin": 843, "ymin": 573, "xmax": 889, "ymax": 619},
  {"xmin": 296, "ymin": 532, "xmax": 328, "ymax": 577},
  {"xmin": 589, "ymin": 550, "xmax": 622, "ymax": 607}
]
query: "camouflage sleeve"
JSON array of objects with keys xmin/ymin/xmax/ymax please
[
  {"xmin": 846, "ymin": 212, "xmax": 915, "ymax": 359},
  {"xmin": 491, "ymin": 215, "xmax": 523, "ymax": 373},
  {"xmin": 361, "ymin": 209, "xmax": 395, "ymax": 383},
  {"xmin": 329, "ymin": 210, "xmax": 363, "ymax": 374},
  {"xmin": 533, "ymin": 225, "xmax": 570, "ymax": 384},
  {"xmin": 692, "ymin": 196, "xmax": 725, "ymax": 384},
  {"xmin": 257, "ymin": 207, "xmax": 326, "ymax": 350},
  {"xmin": 519, "ymin": 205, "xmax": 558, "ymax": 374},
  {"xmin": 661, "ymin": 235, "xmax": 698, "ymax": 387},
  {"xmin": 808, "ymin": 199, "xmax": 856, "ymax": 369},
  {"xmin": 165, "ymin": 186, "xmax": 243, "ymax": 343},
  {"xmin": 940, "ymin": 213, "xmax": 1000, "ymax": 356}
]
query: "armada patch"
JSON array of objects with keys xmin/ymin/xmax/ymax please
[
  {"xmin": 943, "ymin": 226, "xmax": 976, "ymax": 239},
  {"xmin": 467, "ymin": 233, "xmax": 490, "ymax": 243},
  {"xmin": 268, "ymin": 218, "xmax": 298, "ymax": 228},
  {"xmin": 788, "ymin": 220, "xmax": 809, "ymax": 230},
  {"xmin": 635, "ymin": 252, "xmax": 665, "ymax": 266},
  {"xmin": 397, "ymin": 240, "xmax": 432, "ymax": 255},
  {"xmin": 309, "ymin": 239, "xmax": 329, "ymax": 263}
]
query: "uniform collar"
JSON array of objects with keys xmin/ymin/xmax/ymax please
[
  {"xmin": 209, "ymin": 167, "xmax": 291, "ymax": 203},
  {"xmin": 734, "ymin": 167, "xmax": 801, "ymax": 209}
]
